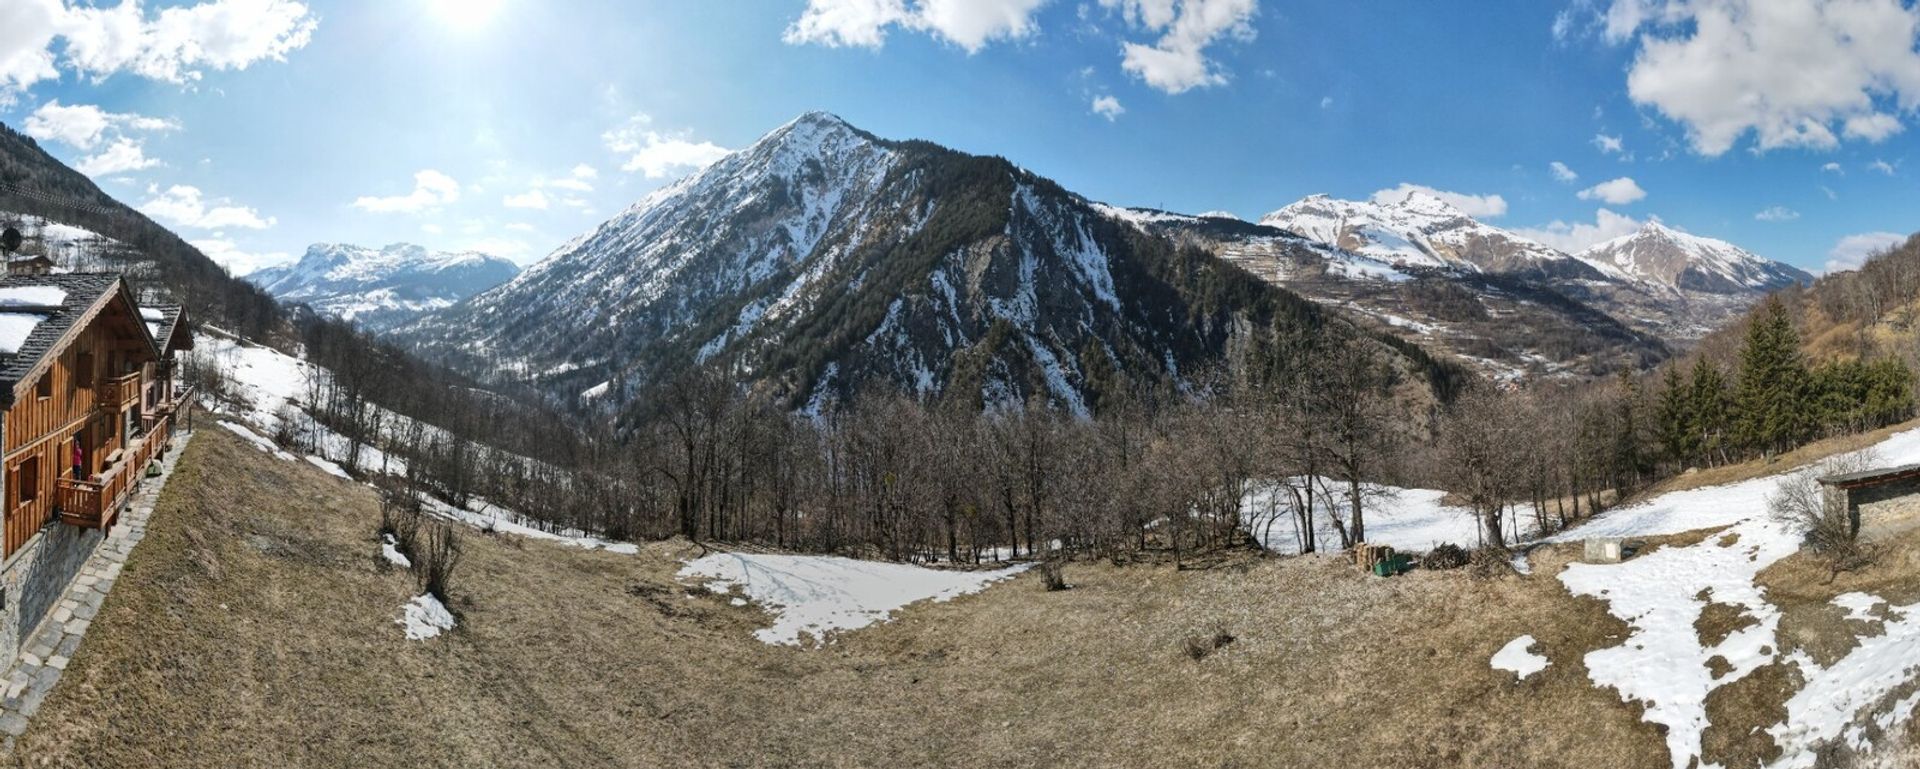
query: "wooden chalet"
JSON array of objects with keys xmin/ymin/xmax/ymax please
[{"xmin": 0, "ymin": 274, "xmax": 189, "ymax": 558}]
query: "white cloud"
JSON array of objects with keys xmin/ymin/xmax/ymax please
[
  {"xmin": 23, "ymin": 100, "xmax": 176, "ymax": 150},
  {"xmin": 1754, "ymin": 206, "xmax": 1799, "ymax": 222},
  {"xmin": 784, "ymin": 0, "xmax": 1049, "ymax": 53},
  {"xmin": 1577, "ymin": 176, "xmax": 1647, "ymax": 205},
  {"xmin": 192, "ymin": 236, "xmax": 289, "ymax": 276},
  {"xmin": 542, "ymin": 163, "xmax": 597, "ymax": 192},
  {"xmin": 1549, "ymin": 161, "xmax": 1579, "ymax": 183},
  {"xmin": 603, "ymin": 114, "xmax": 731, "ymax": 179},
  {"xmin": 1821, "ymin": 185, "xmax": 1838, "ymax": 200},
  {"xmin": 139, "ymin": 184, "xmax": 273, "ymax": 229},
  {"xmin": 1370, "ymin": 183, "xmax": 1508, "ymax": 218},
  {"xmin": 502, "ymin": 189, "xmax": 549, "ymax": 210},
  {"xmin": 1870, "ymin": 158, "xmax": 1898, "ymax": 175},
  {"xmin": 1514, "ymin": 208, "xmax": 1645, "ymax": 253},
  {"xmin": 352, "ymin": 169, "xmax": 461, "ymax": 214},
  {"xmin": 505, "ymin": 222, "xmax": 536, "ymax": 233},
  {"xmin": 1844, "ymin": 112, "xmax": 1905, "ymax": 142},
  {"xmin": 1593, "ymin": 133, "xmax": 1625, "ymax": 155},
  {"xmin": 1596, "ymin": 0, "xmax": 1920, "ymax": 156},
  {"xmin": 73, "ymin": 137, "xmax": 158, "ymax": 177},
  {"xmin": 1825, "ymin": 231, "xmax": 1908, "ymax": 274},
  {"xmin": 1104, "ymin": 0, "xmax": 1259, "ymax": 94},
  {"xmin": 1, "ymin": 0, "xmax": 315, "ymax": 101},
  {"xmin": 0, "ymin": 0, "xmax": 67, "ymax": 96},
  {"xmin": 59, "ymin": 0, "xmax": 317, "ymax": 85},
  {"xmin": 1091, "ymin": 94, "xmax": 1125, "ymax": 120},
  {"xmin": 1822, "ymin": 161, "xmax": 1844, "ymax": 174},
  {"xmin": 1319, "ymin": 95, "xmax": 1333, "ymax": 109}
]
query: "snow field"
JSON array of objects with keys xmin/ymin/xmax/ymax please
[{"xmin": 678, "ymin": 553, "xmax": 1032, "ymax": 646}]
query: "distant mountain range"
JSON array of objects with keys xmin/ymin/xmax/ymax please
[
  {"xmin": 249, "ymin": 243, "xmax": 519, "ymax": 332},
  {"xmin": 390, "ymin": 111, "xmax": 1810, "ymax": 408},
  {"xmin": 395, "ymin": 112, "xmax": 1463, "ymax": 412}
]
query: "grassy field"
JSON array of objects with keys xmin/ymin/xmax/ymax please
[{"xmin": 6, "ymin": 422, "xmax": 1914, "ymax": 768}]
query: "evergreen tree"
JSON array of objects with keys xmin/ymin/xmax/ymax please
[
  {"xmin": 1734, "ymin": 297, "xmax": 1809, "ymax": 457},
  {"xmin": 1654, "ymin": 364, "xmax": 1695, "ymax": 468},
  {"xmin": 1688, "ymin": 358, "xmax": 1732, "ymax": 466}
]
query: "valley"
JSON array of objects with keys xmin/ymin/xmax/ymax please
[{"xmin": 4, "ymin": 2, "xmax": 1920, "ymax": 767}]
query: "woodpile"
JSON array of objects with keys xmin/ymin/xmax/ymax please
[{"xmin": 1353, "ymin": 542, "xmax": 1396, "ymax": 572}]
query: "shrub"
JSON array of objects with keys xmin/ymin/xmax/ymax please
[
  {"xmin": 1183, "ymin": 630, "xmax": 1236, "ymax": 660},
  {"xmin": 1421, "ymin": 543, "xmax": 1470, "ymax": 570},
  {"xmin": 378, "ymin": 481, "xmax": 424, "ymax": 560},
  {"xmin": 1769, "ymin": 449, "xmax": 1880, "ymax": 568},
  {"xmin": 1039, "ymin": 559, "xmax": 1070, "ymax": 591},
  {"xmin": 416, "ymin": 524, "xmax": 463, "ymax": 602}
]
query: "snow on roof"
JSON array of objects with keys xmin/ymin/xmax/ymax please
[
  {"xmin": 0, "ymin": 312, "xmax": 48, "ymax": 356},
  {"xmin": 139, "ymin": 307, "xmax": 164, "ymax": 320},
  {"xmin": 0, "ymin": 286, "xmax": 66, "ymax": 309}
]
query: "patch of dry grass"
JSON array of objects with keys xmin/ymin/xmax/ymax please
[{"xmin": 4, "ymin": 421, "xmax": 1886, "ymax": 769}]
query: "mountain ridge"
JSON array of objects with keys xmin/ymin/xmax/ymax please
[{"xmin": 249, "ymin": 242, "xmax": 519, "ymax": 332}]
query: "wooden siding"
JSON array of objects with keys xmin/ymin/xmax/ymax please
[{"xmin": 2, "ymin": 301, "xmax": 157, "ymax": 558}]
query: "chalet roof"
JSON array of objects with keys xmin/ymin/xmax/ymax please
[
  {"xmin": 1818, "ymin": 462, "xmax": 1920, "ymax": 489},
  {"xmin": 141, "ymin": 303, "xmax": 192, "ymax": 355},
  {"xmin": 0, "ymin": 273, "xmax": 156, "ymax": 406}
]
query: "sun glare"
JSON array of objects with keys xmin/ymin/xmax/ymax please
[{"xmin": 424, "ymin": 0, "xmax": 505, "ymax": 31}]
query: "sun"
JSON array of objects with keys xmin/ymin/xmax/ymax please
[{"xmin": 423, "ymin": 0, "xmax": 506, "ymax": 31}]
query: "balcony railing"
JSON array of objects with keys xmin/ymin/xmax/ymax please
[
  {"xmin": 56, "ymin": 412, "xmax": 169, "ymax": 529},
  {"xmin": 97, "ymin": 371, "xmax": 141, "ymax": 412}
]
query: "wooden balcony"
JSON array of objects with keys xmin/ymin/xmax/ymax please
[
  {"xmin": 152, "ymin": 385, "xmax": 195, "ymax": 418},
  {"xmin": 96, "ymin": 371, "xmax": 141, "ymax": 412},
  {"xmin": 56, "ymin": 413, "xmax": 169, "ymax": 530}
]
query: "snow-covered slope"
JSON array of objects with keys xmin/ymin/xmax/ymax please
[
  {"xmin": 1260, "ymin": 192, "xmax": 1597, "ymax": 279},
  {"xmin": 1575, "ymin": 221, "xmax": 1812, "ymax": 295},
  {"xmin": 248, "ymin": 243, "xmax": 519, "ymax": 331},
  {"xmin": 399, "ymin": 112, "xmax": 1446, "ymax": 413}
]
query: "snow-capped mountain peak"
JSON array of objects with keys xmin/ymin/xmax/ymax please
[
  {"xmin": 1259, "ymin": 192, "xmax": 1572, "ymax": 275},
  {"xmin": 1574, "ymin": 221, "xmax": 1811, "ymax": 295},
  {"xmin": 249, "ymin": 242, "xmax": 519, "ymax": 331}
]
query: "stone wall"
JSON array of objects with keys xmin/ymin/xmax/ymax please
[{"xmin": 0, "ymin": 523, "xmax": 101, "ymax": 665}]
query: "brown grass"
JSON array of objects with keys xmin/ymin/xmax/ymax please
[{"xmin": 4, "ymin": 422, "xmax": 1894, "ymax": 768}]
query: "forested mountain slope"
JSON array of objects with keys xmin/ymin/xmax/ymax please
[{"xmin": 400, "ymin": 112, "xmax": 1466, "ymax": 414}]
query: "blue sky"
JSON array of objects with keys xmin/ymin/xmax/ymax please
[{"xmin": 2, "ymin": 0, "xmax": 1918, "ymax": 275}]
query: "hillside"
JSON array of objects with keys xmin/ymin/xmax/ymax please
[
  {"xmin": 249, "ymin": 243, "xmax": 519, "ymax": 332},
  {"xmin": 399, "ymin": 112, "xmax": 1464, "ymax": 413},
  {"xmin": 16, "ymin": 411, "xmax": 1920, "ymax": 768},
  {"xmin": 0, "ymin": 123, "xmax": 280, "ymax": 339},
  {"xmin": 1110, "ymin": 206, "xmax": 1673, "ymax": 379}
]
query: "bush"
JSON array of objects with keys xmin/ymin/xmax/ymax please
[
  {"xmin": 1039, "ymin": 559, "xmax": 1070, "ymax": 591},
  {"xmin": 1182, "ymin": 630, "xmax": 1236, "ymax": 660},
  {"xmin": 378, "ymin": 481, "xmax": 424, "ymax": 560},
  {"xmin": 1421, "ymin": 543, "xmax": 1470, "ymax": 570},
  {"xmin": 416, "ymin": 524, "xmax": 463, "ymax": 601},
  {"xmin": 1770, "ymin": 449, "xmax": 1879, "ymax": 567}
]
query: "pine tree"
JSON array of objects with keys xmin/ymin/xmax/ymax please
[
  {"xmin": 1654, "ymin": 364, "xmax": 1695, "ymax": 468},
  {"xmin": 1734, "ymin": 297, "xmax": 1809, "ymax": 458},
  {"xmin": 1688, "ymin": 358, "xmax": 1732, "ymax": 466}
]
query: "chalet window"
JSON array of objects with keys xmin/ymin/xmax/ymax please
[
  {"xmin": 75, "ymin": 352, "xmax": 94, "ymax": 389},
  {"xmin": 16, "ymin": 458, "xmax": 38, "ymax": 506},
  {"xmin": 34, "ymin": 373, "xmax": 49, "ymax": 399}
]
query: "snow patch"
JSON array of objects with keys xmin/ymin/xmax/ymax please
[
  {"xmin": 380, "ymin": 534, "xmax": 411, "ymax": 568},
  {"xmin": 678, "ymin": 553, "xmax": 1031, "ymax": 646},
  {"xmin": 1491, "ymin": 635, "xmax": 1550, "ymax": 680},
  {"xmin": 396, "ymin": 593, "xmax": 454, "ymax": 640}
]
